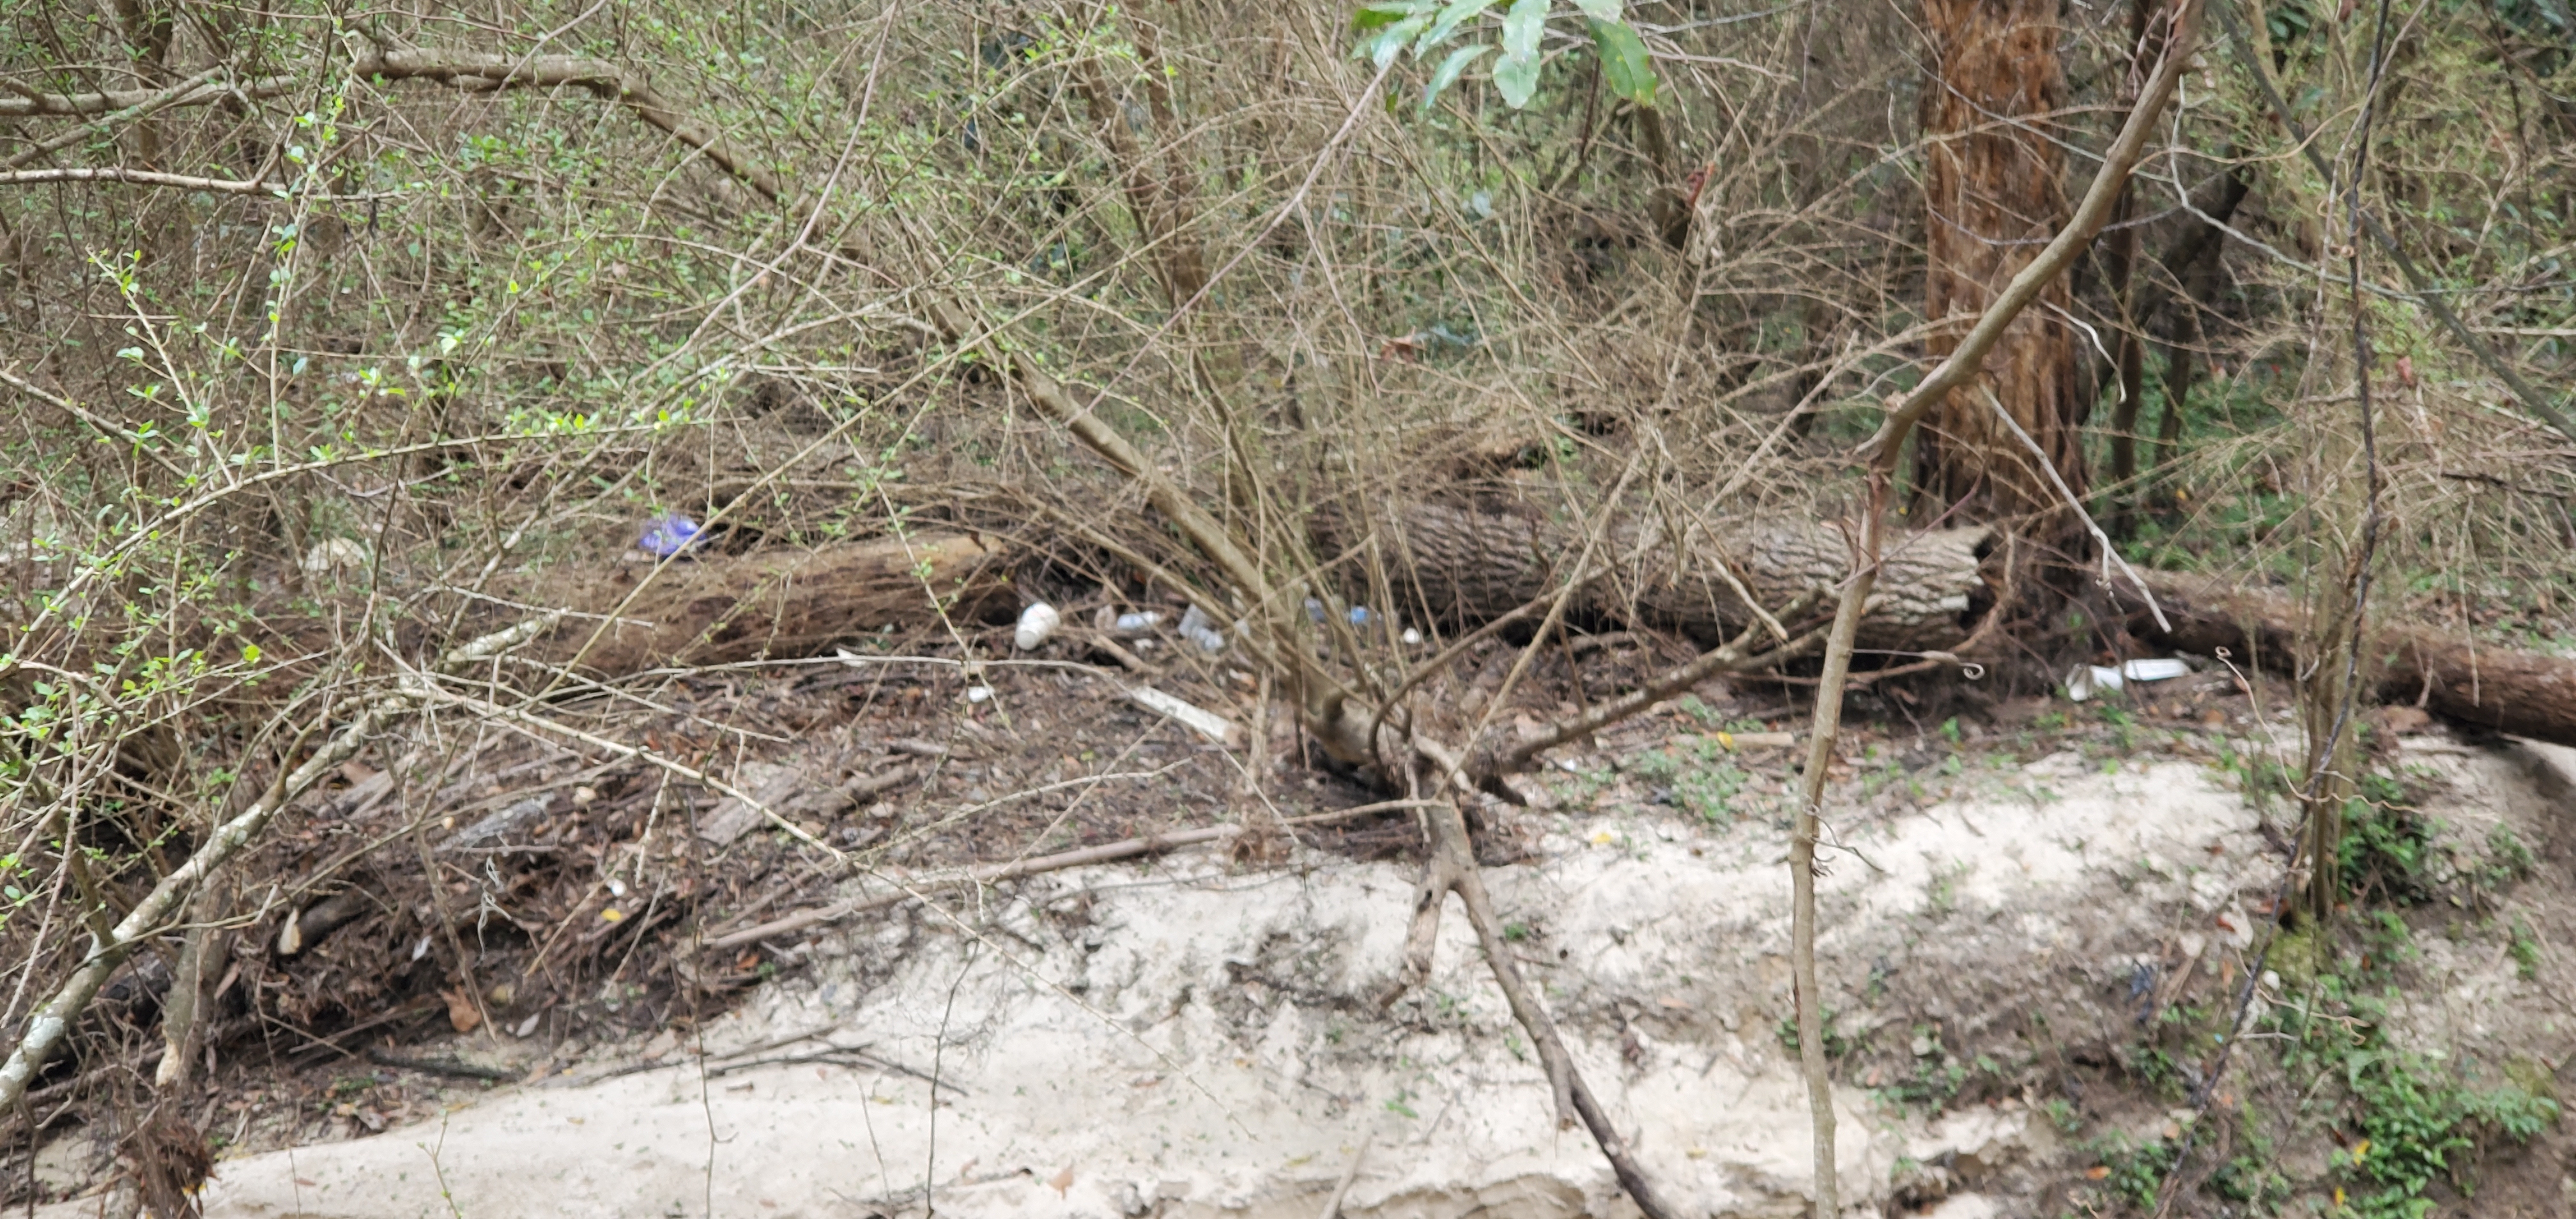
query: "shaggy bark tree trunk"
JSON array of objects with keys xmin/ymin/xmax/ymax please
[{"xmin": 1918, "ymin": 0, "xmax": 2086, "ymax": 553}]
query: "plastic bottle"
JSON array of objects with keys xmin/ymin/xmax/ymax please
[
  {"xmin": 1177, "ymin": 605, "xmax": 1226, "ymax": 652},
  {"xmin": 1015, "ymin": 602, "xmax": 1061, "ymax": 650}
]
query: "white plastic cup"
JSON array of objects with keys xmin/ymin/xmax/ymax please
[{"xmin": 1015, "ymin": 602, "xmax": 1061, "ymax": 650}]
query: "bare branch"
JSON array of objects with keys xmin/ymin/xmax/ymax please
[
  {"xmin": 1795, "ymin": 3, "xmax": 2210, "ymax": 1214},
  {"xmin": 0, "ymin": 48, "xmax": 790, "ymax": 206},
  {"xmin": 0, "ymin": 165, "xmax": 284, "ymax": 192},
  {"xmin": 0, "ymin": 72, "xmax": 295, "ymax": 118},
  {"xmin": 1481, "ymin": 592, "xmax": 1828, "ymax": 779},
  {"xmin": 0, "ymin": 691, "xmax": 407, "ymax": 1113},
  {"xmin": 2, "ymin": 63, "xmax": 226, "ymax": 170}
]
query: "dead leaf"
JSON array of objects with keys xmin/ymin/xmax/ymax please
[
  {"xmin": 443, "ymin": 988, "xmax": 483, "ymax": 1034},
  {"xmin": 1048, "ymin": 1165, "xmax": 1076, "ymax": 1197}
]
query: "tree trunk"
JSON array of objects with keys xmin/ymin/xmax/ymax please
[
  {"xmin": 1917, "ymin": 0, "xmax": 2085, "ymax": 550},
  {"xmin": 2102, "ymin": 0, "xmax": 2159, "ymax": 536},
  {"xmin": 2152, "ymin": 168, "xmax": 2251, "ymax": 491}
]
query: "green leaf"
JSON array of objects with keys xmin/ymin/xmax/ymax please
[
  {"xmin": 1570, "ymin": 0, "xmax": 1621, "ymax": 19},
  {"xmin": 1423, "ymin": 44, "xmax": 1492, "ymax": 109},
  {"xmin": 1492, "ymin": 47, "xmax": 1540, "ymax": 107},
  {"xmin": 1418, "ymin": 0, "xmax": 1499, "ymax": 53},
  {"xmin": 1353, "ymin": 0, "xmax": 1434, "ymax": 31},
  {"xmin": 1588, "ymin": 17, "xmax": 1657, "ymax": 107},
  {"xmin": 1500, "ymin": 0, "xmax": 1547, "ymax": 61},
  {"xmin": 1362, "ymin": 13, "xmax": 1432, "ymax": 65}
]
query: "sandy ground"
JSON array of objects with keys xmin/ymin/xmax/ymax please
[{"xmin": 36, "ymin": 734, "xmax": 2576, "ymax": 1219}]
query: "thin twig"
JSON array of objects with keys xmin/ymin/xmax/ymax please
[
  {"xmin": 1790, "ymin": 4, "xmax": 2209, "ymax": 1213},
  {"xmin": 1976, "ymin": 383, "xmax": 2172, "ymax": 631}
]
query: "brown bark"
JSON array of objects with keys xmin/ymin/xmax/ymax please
[
  {"xmin": 2152, "ymin": 169, "xmax": 2250, "ymax": 482},
  {"xmin": 1351, "ymin": 502, "xmax": 1992, "ymax": 654},
  {"xmin": 1917, "ymin": 0, "xmax": 2085, "ymax": 543},
  {"xmin": 2122, "ymin": 571, "xmax": 2576, "ymax": 747},
  {"xmin": 431, "ymin": 512, "xmax": 2576, "ymax": 751},
  {"xmin": 459, "ymin": 503, "xmax": 1979, "ymax": 681},
  {"xmin": 496, "ymin": 532, "xmax": 1013, "ymax": 677}
]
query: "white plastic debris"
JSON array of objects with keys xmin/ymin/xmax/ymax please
[
  {"xmin": 2064, "ymin": 665, "xmax": 2123, "ymax": 702},
  {"xmin": 2069, "ymin": 657, "xmax": 2193, "ymax": 701},
  {"xmin": 1400, "ymin": 627, "xmax": 1423, "ymax": 647},
  {"xmin": 2119, "ymin": 657, "xmax": 2191, "ymax": 682},
  {"xmin": 1177, "ymin": 605, "xmax": 1226, "ymax": 653},
  {"xmin": 1014, "ymin": 602, "xmax": 1061, "ymax": 650},
  {"xmin": 965, "ymin": 685, "xmax": 995, "ymax": 703},
  {"xmin": 1126, "ymin": 686, "xmax": 1240, "ymax": 746},
  {"xmin": 1114, "ymin": 610, "xmax": 1164, "ymax": 635}
]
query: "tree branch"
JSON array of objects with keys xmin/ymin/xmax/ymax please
[
  {"xmin": 2209, "ymin": 0, "xmax": 2576, "ymax": 448},
  {"xmin": 0, "ymin": 165, "xmax": 284, "ymax": 192},
  {"xmin": 0, "ymin": 72, "xmax": 295, "ymax": 118},
  {"xmin": 2, "ymin": 64, "xmax": 226, "ymax": 171},
  {"xmin": 0, "ymin": 617, "xmax": 553, "ymax": 1115},
  {"xmin": 1478, "ymin": 592, "xmax": 1828, "ymax": 779},
  {"xmin": 1793, "ymin": 2, "xmax": 2209, "ymax": 1215},
  {"xmin": 0, "ymin": 693, "xmax": 401, "ymax": 1114},
  {"xmin": 1, "ymin": 48, "xmax": 791, "ymax": 206}
]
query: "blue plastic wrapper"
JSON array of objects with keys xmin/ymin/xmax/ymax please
[
  {"xmin": 638, "ymin": 513, "xmax": 702, "ymax": 558},
  {"xmin": 1301, "ymin": 599, "xmax": 1378, "ymax": 628}
]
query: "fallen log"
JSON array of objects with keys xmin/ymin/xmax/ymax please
[
  {"xmin": 494, "ymin": 530, "xmax": 1013, "ymax": 675},
  {"xmin": 2122, "ymin": 571, "xmax": 2576, "ymax": 747},
  {"xmin": 457, "ymin": 507, "xmax": 2576, "ymax": 749},
  {"xmin": 1330, "ymin": 502, "xmax": 1993, "ymax": 653},
  {"xmin": 466, "ymin": 508, "xmax": 1986, "ymax": 677},
  {"xmin": 1366, "ymin": 503, "xmax": 2576, "ymax": 747}
]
